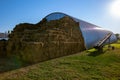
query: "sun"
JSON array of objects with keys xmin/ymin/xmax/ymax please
[{"xmin": 109, "ymin": 0, "xmax": 120, "ymax": 18}]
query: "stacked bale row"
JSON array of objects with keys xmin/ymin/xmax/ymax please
[
  {"xmin": 7, "ymin": 16, "xmax": 85, "ymax": 63},
  {"xmin": 0, "ymin": 40, "xmax": 7, "ymax": 57}
]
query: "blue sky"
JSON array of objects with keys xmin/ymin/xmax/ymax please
[{"xmin": 0, "ymin": 0, "xmax": 120, "ymax": 33}]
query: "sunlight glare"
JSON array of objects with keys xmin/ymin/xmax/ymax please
[{"xmin": 109, "ymin": 0, "xmax": 120, "ymax": 18}]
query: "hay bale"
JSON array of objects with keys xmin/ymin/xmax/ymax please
[
  {"xmin": 7, "ymin": 16, "xmax": 85, "ymax": 63},
  {"xmin": 0, "ymin": 39, "xmax": 7, "ymax": 57}
]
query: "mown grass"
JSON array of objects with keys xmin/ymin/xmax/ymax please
[{"xmin": 0, "ymin": 42, "xmax": 120, "ymax": 80}]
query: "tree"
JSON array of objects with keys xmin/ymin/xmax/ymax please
[{"xmin": 115, "ymin": 33, "xmax": 120, "ymax": 40}]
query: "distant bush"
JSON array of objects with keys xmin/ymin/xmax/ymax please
[{"xmin": 115, "ymin": 33, "xmax": 120, "ymax": 40}]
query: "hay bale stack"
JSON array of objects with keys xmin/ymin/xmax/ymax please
[
  {"xmin": 7, "ymin": 16, "xmax": 85, "ymax": 63},
  {"xmin": 0, "ymin": 39, "xmax": 7, "ymax": 57}
]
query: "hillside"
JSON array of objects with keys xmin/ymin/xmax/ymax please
[
  {"xmin": 0, "ymin": 33, "xmax": 5, "ymax": 38},
  {"xmin": 0, "ymin": 42, "xmax": 120, "ymax": 80},
  {"xmin": 0, "ymin": 33, "xmax": 7, "ymax": 38}
]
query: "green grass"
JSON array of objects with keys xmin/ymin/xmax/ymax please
[
  {"xmin": 111, "ymin": 43, "xmax": 120, "ymax": 48},
  {"xmin": 0, "ymin": 42, "xmax": 120, "ymax": 80}
]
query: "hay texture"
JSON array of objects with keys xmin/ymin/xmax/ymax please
[{"xmin": 7, "ymin": 16, "xmax": 85, "ymax": 63}]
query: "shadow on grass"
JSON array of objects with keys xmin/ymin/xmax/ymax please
[
  {"xmin": 0, "ymin": 49, "xmax": 107, "ymax": 73},
  {"xmin": 87, "ymin": 50, "xmax": 106, "ymax": 57},
  {"xmin": 0, "ymin": 56, "xmax": 31, "ymax": 74}
]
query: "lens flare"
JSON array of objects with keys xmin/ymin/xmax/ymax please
[{"xmin": 109, "ymin": 0, "xmax": 120, "ymax": 18}]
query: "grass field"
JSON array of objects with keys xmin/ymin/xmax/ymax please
[{"xmin": 0, "ymin": 41, "xmax": 120, "ymax": 80}]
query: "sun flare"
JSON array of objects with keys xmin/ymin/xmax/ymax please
[{"xmin": 109, "ymin": 0, "xmax": 120, "ymax": 18}]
